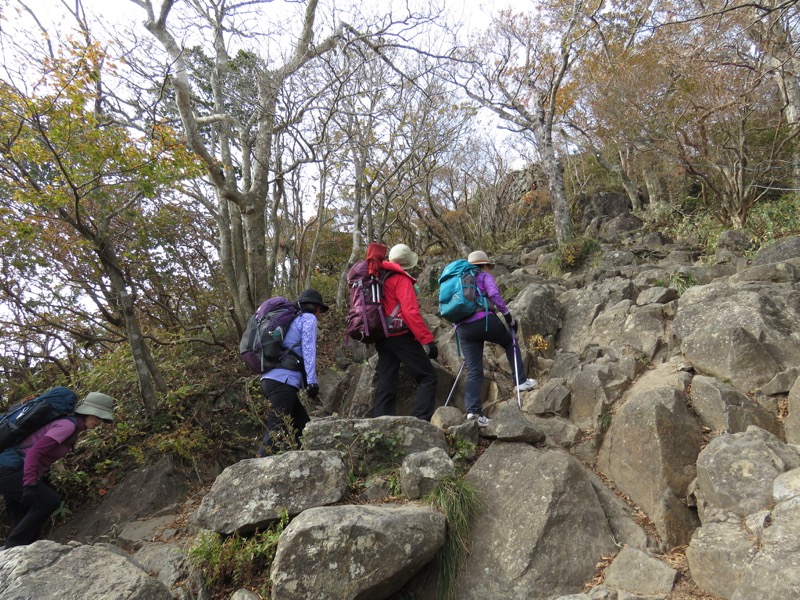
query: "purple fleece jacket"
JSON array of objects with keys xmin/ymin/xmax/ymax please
[
  {"xmin": 19, "ymin": 418, "xmax": 84, "ymax": 486},
  {"xmin": 459, "ymin": 271, "xmax": 510, "ymax": 324}
]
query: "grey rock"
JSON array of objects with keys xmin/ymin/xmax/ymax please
[
  {"xmin": 400, "ymin": 447, "xmax": 455, "ymax": 500},
  {"xmin": 691, "ymin": 375, "xmax": 782, "ymax": 436},
  {"xmin": 193, "ymin": 450, "xmax": 348, "ymax": 534},
  {"xmin": 695, "ymin": 427, "xmax": 800, "ymax": 521},
  {"xmin": 751, "ymin": 235, "xmax": 800, "ymax": 265},
  {"xmin": 731, "ymin": 503, "xmax": 800, "ymax": 599},
  {"xmin": 597, "ymin": 384, "xmax": 702, "ymax": 546},
  {"xmin": 686, "ymin": 522, "xmax": 757, "ymax": 598},
  {"xmin": 453, "ymin": 445, "xmax": 616, "ymax": 599},
  {"xmin": 482, "ymin": 403, "xmax": 547, "ymax": 444},
  {"xmin": 527, "ymin": 377, "xmax": 571, "ymax": 417},
  {"xmin": 787, "ymin": 376, "xmax": 800, "ymax": 444},
  {"xmin": 759, "ymin": 366, "xmax": 800, "ymax": 395},
  {"xmin": 270, "ymin": 504, "xmax": 445, "ymax": 600},
  {"xmin": 604, "ymin": 547, "xmax": 677, "ymax": 596},
  {"xmin": 302, "ymin": 416, "xmax": 447, "ymax": 475},
  {"xmin": 0, "ymin": 540, "xmax": 172, "ymax": 600},
  {"xmin": 636, "ymin": 286, "xmax": 679, "ymax": 305}
]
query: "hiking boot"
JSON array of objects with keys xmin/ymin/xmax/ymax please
[
  {"xmin": 467, "ymin": 413, "xmax": 492, "ymax": 427},
  {"xmin": 515, "ymin": 378, "xmax": 538, "ymax": 392}
]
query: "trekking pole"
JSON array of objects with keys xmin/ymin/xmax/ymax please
[
  {"xmin": 445, "ymin": 360, "xmax": 466, "ymax": 407},
  {"xmin": 511, "ymin": 331, "xmax": 522, "ymax": 409}
]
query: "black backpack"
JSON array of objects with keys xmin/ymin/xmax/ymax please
[{"xmin": 0, "ymin": 387, "xmax": 78, "ymax": 452}]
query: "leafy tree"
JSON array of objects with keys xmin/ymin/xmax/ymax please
[
  {"xmin": 451, "ymin": 2, "xmax": 605, "ymax": 246},
  {"xmin": 0, "ymin": 38, "xmax": 202, "ymax": 413}
]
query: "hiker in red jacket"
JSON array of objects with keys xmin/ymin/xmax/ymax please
[
  {"xmin": 0, "ymin": 392, "xmax": 115, "ymax": 549},
  {"xmin": 373, "ymin": 244, "xmax": 438, "ymax": 421}
]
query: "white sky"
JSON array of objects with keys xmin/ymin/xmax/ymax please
[
  {"xmin": 10, "ymin": 0, "xmax": 533, "ymax": 162},
  {"xmin": 21, "ymin": 0, "xmax": 536, "ymax": 39}
]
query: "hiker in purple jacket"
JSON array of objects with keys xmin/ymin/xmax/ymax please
[
  {"xmin": 257, "ymin": 289, "xmax": 329, "ymax": 457},
  {"xmin": 457, "ymin": 251, "xmax": 537, "ymax": 427},
  {"xmin": 0, "ymin": 392, "xmax": 115, "ymax": 549}
]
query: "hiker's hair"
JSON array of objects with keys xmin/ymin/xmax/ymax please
[{"xmin": 299, "ymin": 302, "xmax": 319, "ymax": 313}]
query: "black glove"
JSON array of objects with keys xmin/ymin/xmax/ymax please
[
  {"xmin": 21, "ymin": 484, "xmax": 40, "ymax": 507},
  {"xmin": 425, "ymin": 341, "xmax": 438, "ymax": 360},
  {"xmin": 504, "ymin": 313, "xmax": 518, "ymax": 333},
  {"xmin": 306, "ymin": 384, "xmax": 320, "ymax": 399}
]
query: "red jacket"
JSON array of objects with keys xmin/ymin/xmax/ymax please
[{"xmin": 381, "ymin": 261, "xmax": 435, "ymax": 346}]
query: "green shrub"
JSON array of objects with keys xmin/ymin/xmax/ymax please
[
  {"xmin": 423, "ymin": 476, "xmax": 483, "ymax": 600},
  {"xmin": 188, "ymin": 509, "xmax": 289, "ymax": 597},
  {"xmin": 747, "ymin": 194, "xmax": 800, "ymax": 250},
  {"xmin": 543, "ymin": 236, "xmax": 600, "ymax": 275},
  {"xmin": 671, "ymin": 271, "xmax": 699, "ymax": 295}
]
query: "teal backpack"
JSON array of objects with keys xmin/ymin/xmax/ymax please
[{"xmin": 438, "ymin": 259, "xmax": 489, "ymax": 323}]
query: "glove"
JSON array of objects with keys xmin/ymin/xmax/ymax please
[
  {"xmin": 306, "ymin": 384, "xmax": 320, "ymax": 399},
  {"xmin": 21, "ymin": 484, "xmax": 40, "ymax": 507},
  {"xmin": 424, "ymin": 341, "xmax": 439, "ymax": 360},
  {"xmin": 504, "ymin": 313, "xmax": 518, "ymax": 333}
]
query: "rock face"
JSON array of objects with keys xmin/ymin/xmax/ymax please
[
  {"xmin": 453, "ymin": 444, "xmax": 617, "ymax": 599},
  {"xmin": 0, "ymin": 541, "xmax": 173, "ymax": 600},
  {"xmin": 597, "ymin": 376, "xmax": 702, "ymax": 546},
  {"xmin": 671, "ymin": 281, "xmax": 800, "ymax": 391},
  {"xmin": 694, "ymin": 427, "xmax": 800, "ymax": 521},
  {"xmin": 269, "ymin": 504, "xmax": 445, "ymax": 600}
]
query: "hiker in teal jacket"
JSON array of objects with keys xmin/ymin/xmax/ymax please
[{"xmin": 457, "ymin": 251, "xmax": 537, "ymax": 426}]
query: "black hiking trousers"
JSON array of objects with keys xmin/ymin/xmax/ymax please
[
  {"xmin": 257, "ymin": 378, "xmax": 310, "ymax": 456},
  {"xmin": 0, "ymin": 466, "xmax": 61, "ymax": 548},
  {"xmin": 373, "ymin": 332, "xmax": 437, "ymax": 421}
]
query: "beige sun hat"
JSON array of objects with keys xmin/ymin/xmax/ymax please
[
  {"xmin": 388, "ymin": 244, "xmax": 419, "ymax": 270},
  {"xmin": 75, "ymin": 392, "xmax": 115, "ymax": 422},
  {"xmin": 467, "ymin": 250, "xmax": 495, "ymax": 267}
]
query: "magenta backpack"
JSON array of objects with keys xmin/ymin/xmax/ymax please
[{"xmin": 345, "ymin": 243, "xmax": 404, "ymax": 344}]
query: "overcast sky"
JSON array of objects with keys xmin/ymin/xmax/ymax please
[{"xmin": 36, "ymin": 0, "xmax": 536, "ymax": 40}]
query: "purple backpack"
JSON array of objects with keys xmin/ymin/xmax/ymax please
[{"xmin": 239, "ymin": 297, "xmax": 302, "ymax": 374}]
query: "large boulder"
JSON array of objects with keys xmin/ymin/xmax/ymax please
[
  {"xmin": 302, "ymin": 416, "xmax": 448, "ymax": 475},
  {"xmin": 686, "ymin": 522, "xmax": 758, "ymax": 598},
  {"xmin": 193, "ymin": 450, "xmax": 348, "ymax": 534},
  {"xmin": 597, "ymin": 383, "xmax": 702, "ymax": 546},
  {"xmin": 0, "ymin": 541, "xmax": 172, "ymax": 600},
  {"xmin": 691, "ymin": 375, "xmax": 782, "ymax": 436},
  {"xmin": 507, "ymin": 283, "xmax": 562, "ymax": 340},
  {"xmin": 751, "ymin": 235, "xmax": 800, "ymax": 265},
  {"xmin": 671, "ymin": 281, "xmax": 800, "ymax": 392},
  {"xmin": 694, "ymin": 426, "xmax": 800, "ymax": 522},
  {"xmin": 732, "ymin": 502, "xmax": 800, "ymax": 599},
  {"xmin": 452, "ymin": 444, "xmax": 617, "ymax": 599},
  {"xmin": 556, "ymin": 277, "xmax": 637, "ymax": 353},
  {"xmin": 270, "ymin": 504, "xmax": 445, "ymax": 600}
]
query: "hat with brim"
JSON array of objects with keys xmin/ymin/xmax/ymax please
[
  {"xmin": 468, "ymin": 250, "xmax": 495, "ymax": 267},
  {"xmin": 297, "ymin": 289, "xmax": 330, "ymax": 312},
  {"xmin": 388, "ymin": 244, "xmax": 419, "ymax": 270},
  {"xmin": 75, "ymin": 392, "xmax": 115, "ymax": 422}
]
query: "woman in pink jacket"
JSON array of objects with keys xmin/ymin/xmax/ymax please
[
  {"xmin": 0, "ymin": 391, "xmax": 115, "ymax": 549},
  {"xmin": 457, "ymin": 251, "xmax": 537, "ymax": 426}
]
